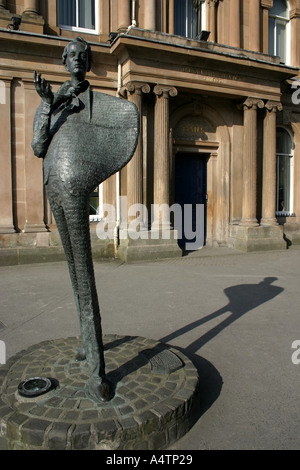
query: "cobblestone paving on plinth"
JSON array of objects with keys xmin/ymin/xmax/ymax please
[{"xmin": 0, "ymin": 335, "xmax": 200, "ymax": 450}]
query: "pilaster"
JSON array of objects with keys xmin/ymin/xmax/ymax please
[
  {"xmin": 117, "ymin": 0, "xmax": 131, "ymax": 32},
  {"xmin": 117, "ymin": 83, "xmax": 182, "ymax": 261},
  {"xmin": 261, "ymin": 0, "xmax": 273, "ymax": 54},
  {"xmin": 168, "ymin": 0, "xmax": 174, "ymax": 34},
  {"xmin": 0, "ymin": 0, "xmax": 11, "ymax": 29},
  {"xmin": 23, "ymin": 79, "xmax": 47, "ymax": 233},
  {"xmin": 229, "ymin": 0, "xmax": 241, "ymax": 48},
  {"xmin": 121, "ymin": 82, "xmax": 150, "ymax": 226},
  {"xmin": 249, "ymin": 0, "xmax": 261, "ymax": 52},
  {"xmin": 229, "ymin": 96, "xmax": 286, "ymax": 252},
  {"xmin": 0, "ymin": 77, "xmax": 15, "ymax": 234},
  {"xmin": 289, "ymin": 7, "xmax": 300, "ymax": 67},
  {"xmin": 23, "ymin": 0, "xmax": 39, "ymax": 14},
  {"xmin": 240, "ymin": 98, "xmax": 264, "ymax": 227},
  {"xmin": 261, "ymin": 101, "xmax": 283, "ymax": 226},
  {"xmin": 22, "ymin": 0, "xmax": 44, "ymax": 34},
  {"xmin": 152, "ymin": 85, "xmax": 178, "ymax": 230},
  {"xmin": 144, "ymin": 0, "xmax": 156, "ymax": 31},
  {"xmin": 207, "ymin": 0, "xmax": 217, "ymax": 42}
]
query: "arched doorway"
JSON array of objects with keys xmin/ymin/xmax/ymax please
[{"xmin": 171, "ymin": 104, "xmax": 230, "ymax": 249}]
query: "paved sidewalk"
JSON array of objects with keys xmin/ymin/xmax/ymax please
[{"xmin": 0, "ymin": 246, "xmax": 300, "ymax": 450}]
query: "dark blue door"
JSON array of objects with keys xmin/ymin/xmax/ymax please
[{"xmin": 175, "ymin": 153, "xmax": 208, "ymax": 251}]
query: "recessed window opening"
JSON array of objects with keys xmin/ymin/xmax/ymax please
[
  {"xmin": 58, "ymin": 0, "xmax": 98, "ymax": 34},
  {"xmin": 268, "ymin": 0, "xmax": 290, "ymax": 64},
  {"xmin": 174, "ymin": 0, "xmax": 206, "ymax": 39},
  {"xmin": 276, "ymin": 127, "xmax": 294, "ymax": 217}
]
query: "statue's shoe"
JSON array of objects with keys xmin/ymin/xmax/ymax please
[
  {"xmin": 75, "ymin": 347, "xmax": 86, "ymax": 362},
  {"xmin": 88, "ymin": 378, "xmax": 113, "ymax": 403}
]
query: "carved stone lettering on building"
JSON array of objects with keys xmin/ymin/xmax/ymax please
[
  {"xmin": 181, "ymin": 66, "xmax": 238, "ymax": 83},
  {"xmin": 174, "ymin": 116, "xmax": 216, "ymax": 142}
]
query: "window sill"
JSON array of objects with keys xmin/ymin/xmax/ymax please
[{"xmin": 59, "ymin": 25, "xmax": 99, "ymax": 36}]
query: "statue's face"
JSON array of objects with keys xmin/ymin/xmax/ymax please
[{"xmin": 65, "ymin": 42, "xmax": 89, "ymax": 80}]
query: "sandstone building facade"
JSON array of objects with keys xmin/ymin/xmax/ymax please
[{"xmin": 1, "ymin": 0, "xmax": 300, "ymax": 263}]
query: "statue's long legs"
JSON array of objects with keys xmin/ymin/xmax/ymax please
[
  {"xmin": 46, "ymin": 185, "xmax": 84, "ymax": 358},
  {"xmin": 46, "ymin": 179, "xmax": 112, "ymax": 402},
  {"xmin": 63, "ymin": 194, "xmax": 106, "ymax": 378}
]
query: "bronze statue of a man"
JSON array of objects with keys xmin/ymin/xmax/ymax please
[{"xmin": 31, "ymin": 37, "xmax": 139, "ymax": 402}]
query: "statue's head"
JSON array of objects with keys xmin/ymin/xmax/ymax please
[{"xmin": 62, "ymin": 37, "xmax": 92, "ymax": 80}]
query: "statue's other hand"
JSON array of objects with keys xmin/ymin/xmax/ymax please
[{"xmin": 33, "ymin": 71, "xmax": 54, "ymax": 105}]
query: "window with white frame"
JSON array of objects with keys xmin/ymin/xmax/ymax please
[
  {"xmin": 58, "ymin": 0, "xmax": 98, "ymax": 34},
  {"xmin": 268, "ymin": 0, "xmax": 290, "ymax": 64},
  {"xmin": 174, "ymin": 0, "xmax": 206, "ymax": 39},
  {"xmin": 276, "ymin": 127, "xmax": 294, "ymax": 217}
]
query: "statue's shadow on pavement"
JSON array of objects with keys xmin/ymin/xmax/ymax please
[
  {"xmin": 159, "ymin": 276, "xmax": 284, "ymax": 418},
  {"xmin": 103, "ymin": 278, "xmax": 283, "ymax": 419}
]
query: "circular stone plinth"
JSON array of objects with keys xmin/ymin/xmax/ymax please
[{"xmin": 0, "ymin": 335, "xmax": 200, "ymax": 450}]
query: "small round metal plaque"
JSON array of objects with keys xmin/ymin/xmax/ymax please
[{"xmin": 18, "ymin": 377, "xmax": 52, "ymax": 398}]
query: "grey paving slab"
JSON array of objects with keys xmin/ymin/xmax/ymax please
[{"xmin": 0, "ymin": 246, "xmax": 300, "ymax": 450}]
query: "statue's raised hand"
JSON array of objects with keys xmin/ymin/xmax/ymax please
[{"xmin": 33, "ymin": 71, "xmax": 54, "ymax": 105}]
